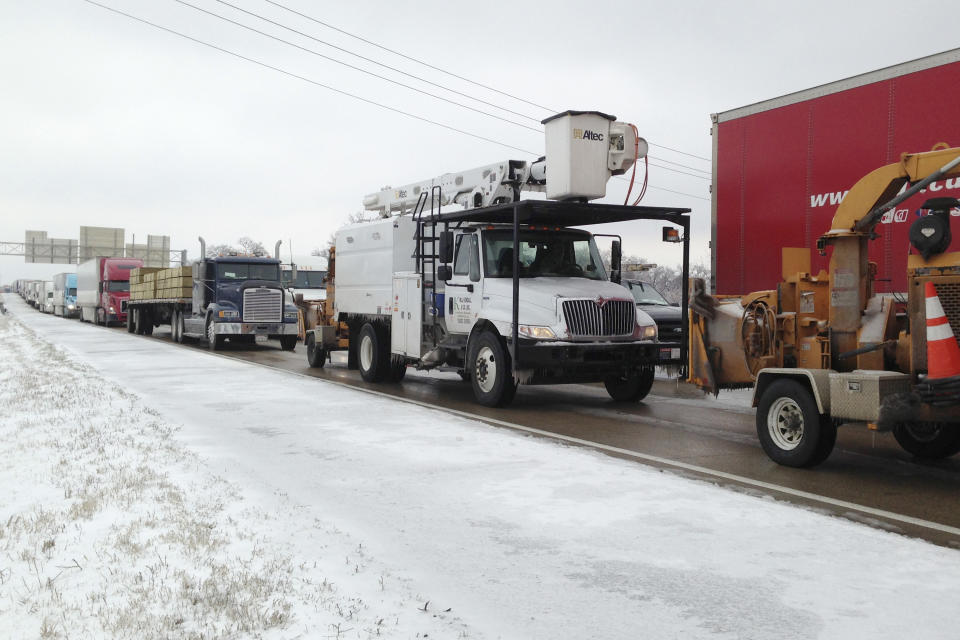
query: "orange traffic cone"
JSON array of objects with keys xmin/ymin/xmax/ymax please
[{"xmin": 925, "ymin": 281, "xmax": 960, "ymax": 380}]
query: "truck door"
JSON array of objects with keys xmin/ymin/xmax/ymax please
[{"xmin": 446, "ymin": 232, "xmax": 481, "ymax": 334}]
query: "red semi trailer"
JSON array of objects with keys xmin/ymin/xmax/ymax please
[
  {"xmin": 77, "ymin": 256, "xmax": 143, "ymax": 326},
  {"xmin": 711, "ymin": 48, "xmax": 960, "ymax": 295}
]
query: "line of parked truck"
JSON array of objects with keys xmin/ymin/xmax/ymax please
[{"xmin": 14, "ymin": 273, "xmax": 79, "ymax": 317}]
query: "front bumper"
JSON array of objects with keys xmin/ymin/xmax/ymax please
[
  {"xmin": 214, "ymin": 321, "xmax": 299, "ymax": 335},
  {"xmin": 514, "ymin": 340, "xmax": 659, "ymax": 384}
]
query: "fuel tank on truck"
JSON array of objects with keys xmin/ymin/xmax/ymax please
[
  {"xmin": 711, "ymin": 48, "xmax": 960, "ymax": 295},
  {"xmin": 334, "ymin": 217, "xmax": 416, "ymax": 317}
]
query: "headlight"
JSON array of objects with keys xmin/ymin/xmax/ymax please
[
  {"xmin": 67, "ymin": 305, "xmax": 75, "ymax": 310},
  {"xmin": 284, "ymin": 311, "xmax": 299, "ymax": 321},
  {"xmin": 635, "ymin": 324, "xmax": 657, "ymax": 340},
  {"xmin": 518, "ymin": 325, "xmax": 557, "ymax": 340},
  {"xmin": 109, "ymin": 306, "xmax": 116, "ymax": 313},
  {"xmin": 218, "ymin": 309, "xmax": 239, "ymax": 319}
]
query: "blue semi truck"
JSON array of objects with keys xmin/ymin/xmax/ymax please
[
  {"xmin": 53, "ymin": 272, "xmax": 79, "ymax": 318},
  {"xmin": 126, "ymin": 237, "xmax": 300, "ymax": 351}
]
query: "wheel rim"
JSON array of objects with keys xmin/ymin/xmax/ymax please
[
  {"xmin": 767, "ymin": 397, "xmax": 804, "ymax": 450},
  {"xmin": 902, "ymin": 422, "xmax": 942, "ymax": 443},
  {"xmin": 475, "ymin": 346, "xmax": 496, "ymax": 393},
  {"xmin": 360, "ymin": 334, "xmax": 374, "ymax": 372}
]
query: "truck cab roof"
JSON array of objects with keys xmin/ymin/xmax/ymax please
[{"xmin": 209, "ymin": 255, "xmax": 280, "ymax": 264}]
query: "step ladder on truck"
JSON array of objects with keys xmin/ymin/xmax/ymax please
[{"xmin": 304, "ymin": 110, "xmax": 692, "ymax": 407}]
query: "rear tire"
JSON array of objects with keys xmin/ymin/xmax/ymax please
[
  {"xmin": 604, "ymin": 367, "xmax": 655, "ymax": 402},
  {"xmin": 756, "ymin": 379, "xmax": 836, "ymax": 468},
  {"xmin": 469, "ymin": 330, "xmax": 517, "ymax": 407},
  {"xmin": 306, "ymin": 334, "xmax": 326, "ymax": 368},
  {"xmin": 388, "ymin": 355, "xmax": 407, "ymax": 382},
  {"xmin": 127, "ymin": 310, "xmax": 135, "ymax": 333},
  {"xmin": 358, "ymin": 323, "xmax": 389, "ymax": 382},
  {"xmin": 893, "ymin": 423, "xmax": 960, "ymax": 459}
]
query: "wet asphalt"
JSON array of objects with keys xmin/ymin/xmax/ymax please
[{"xmin": 112, "ymin": 326, "xmax": 960, "ymax": 548}]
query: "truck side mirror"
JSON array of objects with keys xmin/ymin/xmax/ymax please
[
  {"xmin": 438, "ymin": 231, "xmax": 455, "ymax": 264},
  {"xmin": 437, "ymin": 264, "xmax": 453, "ymax": 281},
  {"xmin": 610, "ymin": 240, "xmax": 622, "ymax": 284}
]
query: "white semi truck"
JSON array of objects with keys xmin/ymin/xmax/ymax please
[{"xmin": 312, "ymin": 110, "xmax": 692, "ymax": 407}]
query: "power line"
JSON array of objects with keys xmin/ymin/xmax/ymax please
[
  {"xmin": 649, "ymin": 142, "xmax": 710, "ymax": 163},
  {"xmin": 648, "ymin": 154, "xmax": 711, "ymax": 175},
  {"xmin": 263, "ymin": 0, "xmax": 712, "ymax": 165},
  {"xmin": 172, "ymin": 0, "xmax": 541, "ymax": 133},
  {"xmin": 81, "ymin": 1, "xmax": 712, "ymax": 202},
  {"xmin": 213, "ymin": 0, "xmax": 543, "ymax": 124},
  {"xmin": 176, "ymin": 1, "xmax": 708, "ymax": 183},
  {"xmin": 82, "ymin": 0, "xmax": 538, "ymax": 156},
  {"xmin": 263, "ymin": 0, "xmax": 554, "ymax": 113},
  {"xmin": 647, "ymin": 160, "xmax": 710, "ymax": 180}
]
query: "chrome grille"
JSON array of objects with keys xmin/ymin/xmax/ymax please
[
  {"xmin": 562, "ymin": 299, "xmax": 635, "ymax": 337},
  {"xmin": 242, "ymin": 288, "xmax": 282, "ymax": 322}
]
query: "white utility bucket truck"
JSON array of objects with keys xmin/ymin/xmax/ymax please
[{"xmin": 316, "ymin": 110, "xmax": 692, "ymax": 406}]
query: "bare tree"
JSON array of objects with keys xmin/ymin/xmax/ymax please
[{"xmin": 237, "ymin": 237, "xmax": 267, "ymax": 256}]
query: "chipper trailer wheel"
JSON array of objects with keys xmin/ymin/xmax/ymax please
[
  {"xmin": 604, "ymin": 367, "xmax": 655, "ymax": 402},
  {"xmin": 893, "ymin": 422, "xmax": 960, "ymax": 459},
  {"xmin": 306, "ymin": 333, "xmax": 326, "ymax": 368},
  {"xmin": 469, "ymin": 330, "xmax": 517, "ymax": 407},
  {"xmin": 756, "ymin": 379, "xmax": 837, "ymax": 468},
  {"xmin": 358, "ymin": 323, "xmax": 389, "ymax": 382}
]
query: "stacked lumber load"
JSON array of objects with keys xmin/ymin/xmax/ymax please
[
  {"xmin": 154, "ymin": 265, "xmax": 194, "ymax": 299},
  {"xmin": 129, "ymin": 267, "xmax": 162, "ymax": 301}
]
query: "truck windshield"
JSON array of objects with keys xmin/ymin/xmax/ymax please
[
  {"xmin": 106, "ymin": 281, "xmax": 129, "ymax": 292},
  {"xmin": 283, "ymin": 270, "xmax": 327, "ymax": 288},
  {"xmin": 217, "ymin": 263, "xmax": 280, "ymax": 282},
  {"xmin": 627, "ymin": 281, "xmax": 670, "ymax": 305},
  {"xmin": 482, "ymin": 230, "xmax": 607, "ymax": 280},
  {"xmin": 68, "ymin": 288, "xmax": 77, "ymax": 296}
]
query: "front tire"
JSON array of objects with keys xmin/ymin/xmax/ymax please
[
  {"xmin": 206, "ymin": 318, "xmax": 224, "ymax": 351},
  {"xmin": 469, "ymin": 330, "xmax": 517, "ymax": 407},
  {"xmin": 280, "ymin": 336, "xmax": 297, "ymax": 351},
  {"xmin": 605, "ymin": 367, "xmax": 655, "ymax": 402},
  {"xmin": 306, "ymin": 334, "xmax": 326, "ymax": 368},
  {"xmin": 756, "ymin": 379, "xmax": 836, "ymax": 468},
  {"xmin": 358, "ymin": 323, "xmax": 389, "ymax": 382},
  {"xmin": 893, "ymin": 422, "xmax": 960, "ymax": 459}
]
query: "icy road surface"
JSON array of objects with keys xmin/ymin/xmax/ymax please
[{"xmin": 3, "ymin": 297, "xmax": 960, "ymax": 639}]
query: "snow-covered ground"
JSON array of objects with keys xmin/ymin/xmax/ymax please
[{"xmin": 2, "ymin": 294, "xmax": 960, "ymax": 639}]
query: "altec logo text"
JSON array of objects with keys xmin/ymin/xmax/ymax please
[{"xmin": 573, "ymin": 128, "xmax": 604, "ymax": 142}]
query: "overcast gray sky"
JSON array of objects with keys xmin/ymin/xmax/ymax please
[{"xmin": 1, "ymin": 0, "xmax": 953, "ymax": 283}]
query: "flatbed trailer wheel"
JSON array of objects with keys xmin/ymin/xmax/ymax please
[
  {"xmin": 306, "ymin": 334, "xmax": 326, "ymax": 368},
  {"xmin": 469, "ymin": 330, "xmax": 517, "ymax": 407},
  {"xmin": 604, "ymin": 367, "xmax": 655, "ymax": 402},
  {"xmin": 172, "ymin": 310, "xmax": 181, "ymax": 343},
  {"xmin": 756, "ymin": 379, "xmax": 836, "ymax": 468},
  {"xmin": 358, "ymin": 323, "xmax": 389, "ymax": 382},
  {"xmin": 127, "ymin": 310, "xmax": 135, "ymax": 333},
  {"xmin": 893, "ymin": 422, "xmax": 960, "ymax": 459}
]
